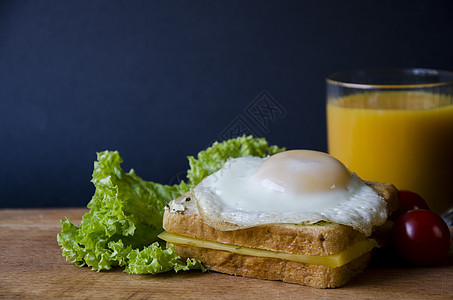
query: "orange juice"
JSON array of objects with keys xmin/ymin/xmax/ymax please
[{"xmin": 327, "ymin": 91, "xmax": 453, "ymax": 214}]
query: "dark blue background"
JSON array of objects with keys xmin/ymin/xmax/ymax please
[{"xmin": 2, "ymin": 0, "xmax": 453, "ymax": 208}]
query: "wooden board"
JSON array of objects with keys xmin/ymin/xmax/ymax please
[{"xmin": 1, "ymin": 208, "xmax": 452, "ymax": 299}]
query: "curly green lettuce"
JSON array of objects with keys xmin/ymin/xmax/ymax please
[{"xmin": 57, "ymin": 135, "xmax": 284, "ymax": 274}]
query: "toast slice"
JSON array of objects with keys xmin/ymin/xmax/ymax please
[{"xmin": 160, "ymin": 181, "xmax": 398, "ymax": 288}]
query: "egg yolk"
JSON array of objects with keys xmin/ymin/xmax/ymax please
[{"xmin": 252, "ymin": 150, "xmax": 350, "ymax": 194}]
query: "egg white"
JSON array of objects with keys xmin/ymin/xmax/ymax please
[{"xmin": 192, "ymin": 155, "xmax": 388, "ymax": 236}]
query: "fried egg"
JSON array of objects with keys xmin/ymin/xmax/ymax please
[{"xmin": 192, "ymin": 150, "xmax": 388, "ymax": 236}]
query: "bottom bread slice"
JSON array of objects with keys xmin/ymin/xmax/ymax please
[{"xmin": 172, "ymin": 243, "xmax": 371, "ymax": 289}]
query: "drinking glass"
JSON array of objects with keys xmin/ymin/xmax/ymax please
[{"xmin": 326, "ymin": 68, "xmax": 453, "ymax": 215}]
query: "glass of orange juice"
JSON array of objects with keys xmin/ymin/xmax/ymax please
[{"xmin": 326, "ymin": 68, "xmax": 453, "ymax": 215}]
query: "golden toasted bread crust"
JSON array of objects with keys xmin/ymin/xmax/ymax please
[
  {"xmin": 164, "ymin": 201, "xmax": 365, "ymax": 256},
  {"xmin": 162, "ymin": 182, "xmax": 398, "ymax": 256},
  {"xmin": 365, "ymin": 181, "xmax": 399, "ymax": 216},
  {"xmin": 173, "ymin": 243, "xmax": 371, "ymax": 288}
]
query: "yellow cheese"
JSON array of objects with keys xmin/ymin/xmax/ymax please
[{"xmin": 158, "ymin": 231, "xmax": 377, "ymax": 268}]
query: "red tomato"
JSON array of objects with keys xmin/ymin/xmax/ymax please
[
  {"xmin": 392, "ymin": 209, "xmax": 451, "ymax": 265},
  {"xmin": 391, "ymin": 190, "xmax": 429, "ymax": 220}
]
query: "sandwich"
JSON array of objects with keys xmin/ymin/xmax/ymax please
[{"xmin": 159, "ymin": 150, "xmax": 399, "ymax": 288}]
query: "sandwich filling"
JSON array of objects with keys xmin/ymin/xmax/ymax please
[{"xmin": 158, "ymin": 231, "xmax": 377, "ymax": 268}]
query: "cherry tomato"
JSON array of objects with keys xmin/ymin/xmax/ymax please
[
  {"xmin": 391, "ymin": 190, "xmax": 429, "ymax": 220},
  {"xmin": 392, "ymin": 209, "xmax": 451, "ymax": 265}
]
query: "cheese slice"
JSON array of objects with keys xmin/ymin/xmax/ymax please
[{"xmin": 158, "ymin": 231, "xmax": 377, "ymax": 268}]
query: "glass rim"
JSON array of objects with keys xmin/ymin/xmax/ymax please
[{"xmin": 326, "ymin": 68, "xmax": 453, "ymax": 89}]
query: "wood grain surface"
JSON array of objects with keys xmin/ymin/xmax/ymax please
[{"xmin": 0, "ymin": 208, "xmax": 452, "ymax": 299}]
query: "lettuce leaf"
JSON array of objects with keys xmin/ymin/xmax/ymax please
[{"xmin": 57, "ymin": 135, "xmax": 284, "ymax": 274}]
